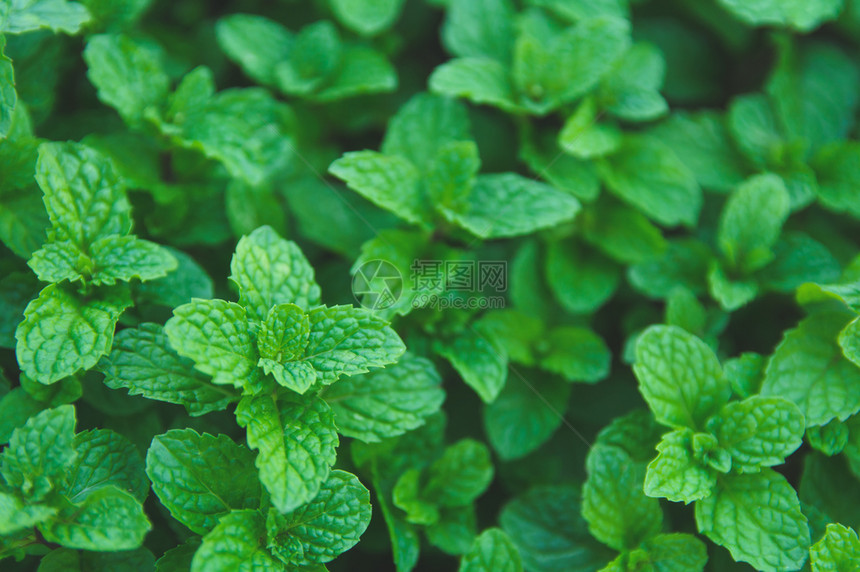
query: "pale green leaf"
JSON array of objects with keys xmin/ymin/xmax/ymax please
[
  {"xmin": 437, "ymin": 328, "xmax": 507, "ymax": 403},
  {"xmin": 1, "ymin": 0, "xmax": 90, "ymax": 34},
  {"xmin": 191, "ymin": 510, "xmax": 281, "ymax": 572},
  {"xmin": 644, "ymin": 428, "xmax": 716, "ymax": 503},
  {"xmin": 64, "ymin": 428, "xmax": 148, "ymax": 504},
  {"xmin": 459, "ymin": 528, "xmax": 523, "ymax": 572},
  {"xmin": 810, "ymin": 523, "xmax": 860, "ymax": 572}
]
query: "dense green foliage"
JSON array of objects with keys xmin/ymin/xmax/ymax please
[{"xmin": 2, "ymin": 0, "xmax": 860, "ymax": 570}]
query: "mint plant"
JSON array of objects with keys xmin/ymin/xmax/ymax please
[{"xmin": 3, "ymin": 0, "xmax": 860, "ymax": 570}]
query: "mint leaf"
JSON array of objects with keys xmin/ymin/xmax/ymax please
[
  {"xmin": 229, "ymin": 225, "xmax": 321, "ymax": 321},
  {"xmin": 599, "ymin": 42, "xmax": 668, "ymax": 122},
  {"xmin": 633, "ymin": 325, "xmax": 730, "ymax": 430},
  {"xmin": 599, "ymin": 135, "xmax": 701, "ymax": 227},
  {"xmin": 810, "ymin": 523, "xmax": 860, "ymax": 572},
  {"xmin": 87, "ymin": 235, "xmax": 177, "ymax": 285},
  {"xmin": 134, "ymin": 247, "xmax": 215, "ymax": 309},
  {"xmin": 483, "ymin": 373, "xmax": 570, "ymax": 461},
  {"xmin": 146, "ymin": 429, "xmax": 260, "ymax": 534},
  {"xmin": 257, "ymin": 303, "xmax": 309, "ymax": 362},
  {"xmin": 99, "ymin": 323, "xmax": 237, "ymax": 415},
  {"xmin": 716, "ymin": 0, "xmax": 843, "ymax": 32},
  {"xmin": 16, "ymin": 284, "xmax": 128, "ymax": 385},
  {"xmin": 727, "ymin": 93, "xmax": 781, "ymax": 168},
  {"xmin": 28, "ymin": 240, "xmax": 88, "ymax": 284},
  {"xmin": 580, "ymin": 198, "xmax": 667, "ymax": 264},
  {"xmin": 164, "ymin": 299, "xmax": 258, "ymax": 389},
  {"xmin": 41, "ymin": 485, "xmax": 150, "ymax": 550},
  {"xmin": 649, "ymin": 110, "xmax": 748, "ymax": 193},
  {"xmin": 64, "ymin": 428, "xmax": 148, "ymax": 504},
  {"xmin": 707, "ymin": 261, "xmax": 759, "ymax": 311},
  {"xmin": 381, "ymin": 92, "xmax": 472, "ymax": 172},
  {"xmin": 274, "ymin": 20, "xmax": 341, "ymax": 96},
  {"xmin": 437, "ymin": 328, "xmax": 507, "ymax": 403},
  {"xmin": 758, "ymin": 232, "xmax": 840, "ymax": 293},
  {"xmin": 559, "ymin": 96, "xmax": 622, "ymax": 159},
  {"xmin": 83, "ymin": 34, "xmax": 169, "ymax": 126},
  {"xmin": 582, "ymin": 444, "xmax": 663, "ymax": 551},
  {"xmin": 444, "ymin": 173, "xmax": 581, "ymax": 238},
  {"xmin": 428, "ymin": 57, "xmax": 519, "ymax": 114},
  {"xmin": 1, "ymin": 0, "xmax": 90, "ymax": 34},
  {"xmin": 644, "ymin": 428, "xmax": 716, "ymax": 503},
  {"xmin": 328, "ymin": 151, "xmax": 426, "ymax": 226},
  {"xmin": 637, "ymin": 533, "xmax": 709, "ymax": 571},
  {"xmin": 539, "ymin": 327, "xmax": 611, "ymax": 383},
  {"xmin": 813, "ymin": 141, "xmax": 860, "ymax": 219},
  {"xmin": 441, "ymin": 0, "xmax": 515, "ymax": 62},
  {"xmin": 459, "ymin": 528, "xmax": 523, "ymax": 572},
  {"xmin": 301, "ymin": 305, "xmax": 405, "ymax": 385},
  {"xmin": 35, "ymin": 142, "xmax": 130, "ymax": 249},
  {"xmin": 215, "ymin": 14, "xmax": 293, "ymax": 86},
  {"xmin": 0, "ymin": 491, "xmax": 56, "ymax": 534},
  {"xmin": 695, "ymin": 470, "xmax": 810, "ymax": 571},
  {"xmin": 762, "ymin": 311, "xmax": 860, "ymax": 426},
  {"xmin": 546, "ymin": 240, "xmax": 620, "ymax": 314},
  {"xmin": 708, "ymin": 396, "xmax": 804, "ymax": 472},
  {"xmin": 718, "ymin": 174, "xmax": 790, "ymax": 275},
  {"xmin": 427, "ymin": 505, "xmax": 478, "ymax": 555},
  {"xmin": 235, "ymin": 393, "xmax": 338, "ymax": 514},
  {"xmin": 323, "ymin": 353, "xmax": 445, "ymax": 443},
  {"xmin": 330, "ymin": 0, "xmax": 405, "ymax": 36},
  {"xmin": 629, "ymin": 238, "xmax": 712, "ymax": 299},
  {"xmin": 191, "ymin": 510, "xmax": 280, "ymax": 572},
  {"xmin": 0, "ymin": 35, "xmax": 14, "ymax": 139},
  {"xmin": 1, "ymin": 405, "xmax": 76, "ymax": 500},
  {"xmin": 423, "ymin": 439, "xmax": 494, "ymax": 508},
  {"xmin": 266, "ymin": 469, "xmax": 371, "ymax": 567},
  {"xmin": 426, "ymin": 140, "xmax": 481, "ymax": 211},
  {"xmin": 500, "ymin": 485, "xmax": 612, "ymax": 572}
]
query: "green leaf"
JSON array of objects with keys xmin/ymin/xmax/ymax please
[
  {"xmin": 757, "ymin": 232, "xmax": 840, "ymax": 293},
  {"xmin": 806, "ymin": 419, "xmax": 849, "ymax": 456},
  {"xmin": 41, "ymin": 485, "xmax": 151, "ymax": 551},
  {"xmin": 437, "ymin": 328, "xmax": 507, "ymax": 403},
  {"xmin": 582, "ymin": 444, "xmax": 663, "ymax": 551},
  {"xmin": 810, "ymin": 523, "xmax": 860, "ymax": 572},
  {"xmin": 423, "ymin": 439, "xmax": 494, "ymax": 507},
  {"xmin": 442, "ymin": 0, "xmax": 516, "ymax": 62},
  {"xmin": 595, "ymin": 409, "xmax": 665, "ymax": 464},
  {"xmin": 716, "ymin": 0, "xmax": 844, "ymax": 32},
  {"xmin": 229, "ymin": 225, "xmax": 321, "ymax": 321},
  {"xmin": 164, "ymin": 299, "xmax": 258, "ymax": 389},
  {"xmin": 146, "ymin": 429, "xmax": 260, "ymax": 534},
  {"xmin": 599, "ymin": 135, "xmax": 701, "ymax": 227},
  {"xmin": 767, "ymin": 40, "xmax": 859, "ymax": 152},
  {"xmin": 323, "ymin": 353, "xmax": 445, "ymax": 443},
  {"xmin": 191, "ymin": 510, "xmax": 281, "ymax": 572},
  {"xmin": 235, "ymin": 393, "xmax": 338, "ymax": 514},
  {"xmin": 0, "ymin": 35, "xmax": 14, "ymax": 140},
  {"xmin": 16, "ymin": 284, "xmax": 129, "ymax": 385},
  {"xmin": 629, "ymin": 238, "xmax": 712, "ymax": 299},
  {"xmin": 459, "ymin": 528, "xmax": 523, "ymax": 572},
  {"xmin": 215, "ymin": 14, "xmax": 293, "ymax": 86},
  {"xmin": 665, "ymin": 287, "xmax": 707, "ymax": 336},
  {"xmin": 707, "ymin": 261, "xmax": 759, "ymax": 311},
  {"xmin": 156, "ymin": 538, "xmax": 200, "ymax": 572},
  {"xmin": 633, "ymin": 325, "xmax": 730, "ymax": 430},
  {"xmin": 559, "ymin": 96, "xmax": 623, "ymax": 159},
  {"xmin": 0, "ymin": 491, "xmax": 56, "ymax": 534},
  {"xmin": 483, "ymin": 373, "xmax": 571, "ymax": 461},
  {"xmin": 256, "ymin": 303, "xmax": 309, "ymax": 362},
  {"xmin": 301, "ymin": 305, "xmax": 405, "ymax": 385},
  {"xmin": 539, "ymin": 327, "xmax": 611, "ymax": 383},
  {"xmin": 813, "ymin": 141, "xmax": 860, "ymax": 219},
  {"xmin": 500, "ymin": 485, "xmax": 612, "ymax": 572},
  {"xmin": 580, "ymin": 198, "xmax": 667, "ymax": 264},
  {"xmin": 328, "ymin": 151, "xmax": 427, "ymax": 226},
  {"xmin": 638, "ymin": 533, "xmax": 709, "ymax": 572},
  {"xmin": 330, "ymin": 0, "xmax": 405, "ymax": 36},
  {"xmin": 599, "ymin": 42, "xmax": 668, "ymax": 122},
  {"xmin": 426, "ymin": 140, "xmax": 481, "ymax": 211},
  {"xmin": 1, "ymin": 405, "xmax": 76, "ymax": 500},
  {"xmin": 87, "ymin": 235, "xmax": 177, "ymax": 285},
  {"xmin": 265, "ymin": 470, "xmax": 371, "ymax": 566},
  {"xmin": 28, "ymin": 240, "xmax": 88, "ymax": 284},
  {"xmin": 83, "ymin": 33, "xmax": 169, "ymax": 126},
  {"xmin": 708, "ymin": 396, "xmax": 804, "ymax": 472},
  {"xmin": 308, "ymin": 45, "xmax": 397, "ymax": 102},
  {"xmin": 393, "ymin": 468, "xmax": 440, "ymax": 525},
  {"xmin": 225, "ymin": 180, "xmax": 287, "ymax": 239},
  {"xmin": 64, "ymin": 429, "xmax": 148, "ymax": 504},
  {"xmin": 429, "ymin": 58, "xmax": 520, "ymax": 114},
  {"xmin": 99, "ymin": 323, "xmax": 236, "ymax": 415},
  {"xmin": 695, "ymin": 470, "xmax": 810, "ymax": 571},
  {"xmin": 0, "ymin": 185, "xmax": 50, "ymax": 259},
  {"xmin": 426, "ymin": 506, "xmax": 477, "ymax": 556},
  {"xmin": 1, "ymin": 0, "xmax": 91, "ymax": 34},
  {"xmin": 35, "ymin": 142, "xmax": 130, "ymax": 249},
  {"xmin": 167, "ymin": 87, "xmax": 294, "ymax": 187},
  {"xmin": 718, "ymin": 174, "xmax": 790, "ymax": 275},
  {"xmin": 444, "ymin": 173, "xmax": 580, "ymax": 238},
  {"xmin": 727, "ymin": 93, "xmax": 782, "ymax": 168},
  {"xmin": 133, "ymin": 247, "xmax": 214, "ymax": 309},
  {"xmin": 381, "ymin": 92, "xmax": 472, "ymax": 172},
  {"xmin": 644, "ymin": 428, "xmax": 716, "ymax": 503},
  {"xmin": 762, "ymin": 311, "xmax": 860, "ymax": 426},
  {"xmin": 546, "ymin": 239, "xmax": 620, "ymax": 314},
  {"xmin": 649, "ymin": 110, "xmax": 749, "ymax": 193},
  {"xmin": 274, "ymin": 20, "xmax": 342, "ymax": 96}
]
